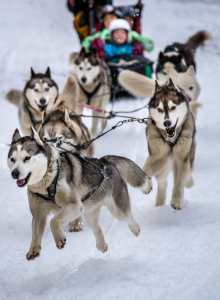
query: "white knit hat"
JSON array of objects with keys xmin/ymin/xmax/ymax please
[{"xmin": 109, "ymin": 19, "xmax": 131, "ymax": 33}]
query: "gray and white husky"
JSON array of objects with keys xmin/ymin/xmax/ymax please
[
  {"xmin": 119, "ymin": 72, "xmax": 196, "ymax": 210},
  {"xmin": 146, "ymin": 81, "xmax": 196, "ymax": 210},
  {"xmin": 8, "ymin": 129, "xmax": 152, "ymax": 260},
  {"xmin": 69, "ymin": 48, "xmax": 111, "ymax": 136},
  {"xmin": 6, "ymin": 68, "xmax": 60, "ymax": 135}
]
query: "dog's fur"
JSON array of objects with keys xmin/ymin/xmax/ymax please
[
  {"xmin": 68, "ymin": 48, "xmax": 111, "ymax": 136},
  {"xmin": 144, "ymin": 80, "xmax": 196, "ymax": 209},
  {"xmin": 156, "ymin": 30, "xmax": 210, "ymax": 83},
  {"xmin": 6, "ymin": 68, "xmax": 76, "ymax": 135},
  {"xmin": 118, "ymin": 69, "xmax": 201, "ymax": 116},
  {"xmin": 8, "ymin": 129, "xmax": 152, "ymax": 260}
]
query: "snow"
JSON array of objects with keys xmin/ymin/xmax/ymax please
[{"xmin": 0, "ymin": 1, "xmax": 220, "ymax": 299}]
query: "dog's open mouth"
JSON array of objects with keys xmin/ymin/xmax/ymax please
[
  {"xmin": 38, "ymin": 104, "xmax": 47, "ymax": 112},
  {"xmin": 166, "ymin": 119, "xmax": 178, "ymax": 138},
  {"xmin": 16, "ymin": 173, "xmax": 31, "ymax": 187}
]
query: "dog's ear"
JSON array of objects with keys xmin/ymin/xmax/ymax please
[
  {"xmin": 167, "ymin": 78, "xmax": 176, "ymax": 89},
  {"xmin": 45, "ymin": 67, "xmax": 51, "ymax": 78},
  {"xmin": 12, "ymin": 128, "xmax": 21, "ymax": 143},
  {"xmin": 158, "ymin": 51, "xmax": 165, "ymax": 61},
  {"xmin": 31, "ymin": 127, "xmax": 44, "ymax": 147},
  {"xmin": 69, "ymin": 52, "xmax": 79, "ymax": 64},
  {"xmin": 64, "ymin": 109, "xmax": 82, "ymax": 141},
  {"xmin": 186, "ymin": 65, "xmax": 195, "ymax": 76},
  {"xmin": 30, "ymin": 67, "xmax": 36, "ymax": 78},
  {"xmin": 154, "ymin": 80, "xmax": 162, "ymax": 93},
  {"xmin": 80, "ymin": 47, "xmax": 86, "ymax": 56}
]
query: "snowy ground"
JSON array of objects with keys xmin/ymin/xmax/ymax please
[{"xmin": 0, "ymin": 1, "xmax": 220, "ymax": 299}]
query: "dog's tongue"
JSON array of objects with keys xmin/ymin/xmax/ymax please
[{"xmin": 16, "ymin": 179, "xmax": 26, "ymax": 187}]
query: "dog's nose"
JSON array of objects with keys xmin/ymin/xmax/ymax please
[
  {"xmin": 81, "ymin": 77, "xmax": 87, "ymax": 83},
  {"xmin": 39, "ymin": 98, "xmax": 46, "ymax": 106},
  {"xmin": 11, "ymin": 169, "xmax": 19, "ymax": 179},
  {"xmin": 164, "ymin": 120, "xmax": 171, "ymax": 128}
]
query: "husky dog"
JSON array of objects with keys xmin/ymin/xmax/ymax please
[
  {"xmin": 39, "ymin": 109, "xmax": 94, "ymax": 232},
  {"xmin": 8, "ymin": 129, "xmax": 152, "ymax": 260},
  {"xmin": 6, "ymin": 68, "xmax": 77, "ymax": 136},
  {"xmin": 119, "ymin": 69, "xmax": 201, "ymax": 116},
  {"xmin": 6, "ymin": 68, "xmax": 60, "ymax": 135},
  {"xmin": 145, "ymin": 80, "xmax": 196, "ymax": 210},
  {"xmin": 69, "ymin": 48, "xmax": 111, "ymax": 136},
  {"xmin": 156, "ymin": 30, "xmax": 210, "ymax": 84}
]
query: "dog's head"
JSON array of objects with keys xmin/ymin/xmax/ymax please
[
  {"xmin": 7, "ymin": 129, "xmax": 50, "ymax": 187},
  {"xmin": 40, "ymin": 109, "xmax": 82, "ymax": 152},
  {"xmin": 24, "ymin": 67, "xmax": 59, "ymax": 113},
  {"xmin": 69, "ymin": 48, "xmax": 101, "ymax": 86},
  {"xmin": 149, "ymin": 79, "xmax": 189, "ymax": 140}
]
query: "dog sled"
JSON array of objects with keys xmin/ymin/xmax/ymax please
[{"xmin": 67, "ymin": 0, "xmax": 154, "ymax": 99}]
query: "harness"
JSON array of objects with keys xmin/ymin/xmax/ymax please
[
  {"xmin": 24, "ymin": 100, "xmax": 43, "ymax": 127},
  {"xmin": 33, "ymin": 160, "xmax": 60, "ymax": 202},
  {"xmin": 33, "ymin": 153, "xmax": 105, "ymax": 204},
  {"xmin": 79, "ymin": 81, "xmax": 102, "ymax": 105}
]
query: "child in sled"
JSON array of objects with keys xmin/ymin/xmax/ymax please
[{"xmin": 82, "ymin": 11, "xmax": 154, "ymax": 54}]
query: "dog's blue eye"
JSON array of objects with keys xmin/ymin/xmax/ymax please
[
  {"xmin": 23, "ymin": 156, "xmax": 31, "ymax": 163},
  {"xmin": 10, "ymin": 157, "xmax": 15, "ymax": 163}
]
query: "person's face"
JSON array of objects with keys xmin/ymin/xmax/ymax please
[
  {"xmin": 112, "ymin": 29, "xmax": 128, "ymax": 44},
  {"xmin": 104, "ymin": 14, "xmax": 117, "ymax": 28},
  {"xmin": 125, "ymin": 16, "xmax": 134, "ymax": 29}
]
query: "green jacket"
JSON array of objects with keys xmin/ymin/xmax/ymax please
[{"xmin": 82, "ymin": 29, "xmax": 154, "ymax": 53}]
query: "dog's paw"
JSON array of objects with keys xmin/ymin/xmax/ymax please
[
  {"xmin": 69, "ymin": 219, "xmax": 83, "ymax": 232},
  {"xmin": 171, "ymin": 201, "xmax": 182, "ymax": 210},
  {"xmin": 97, "ymin": 242, "xmax": 108, "ymax": 253},
  {"xmin": 141, "ymin": 177, "xmax": 152, "ymax": 195},
  {"xmin": 129, "ymin": 222, "xmax": 140, "ymax": 237},
  {"xmin": 26, "ymin": 245, "xmax": 41, "ymax": 260},
  {"xmin": 56, "ymin": 237, "xmax": 66, "ymax": 249}
]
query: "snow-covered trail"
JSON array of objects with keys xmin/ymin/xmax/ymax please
[{"xmin": 0, "ymin": 1, "xmax": 220, "ymax": 299}]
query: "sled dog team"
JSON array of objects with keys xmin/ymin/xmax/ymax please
[{"xmin": 6, "ymin": 31, "xmax": 209, "ymax": 260}]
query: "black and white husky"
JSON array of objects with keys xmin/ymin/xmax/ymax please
[
  {"xmin": 156, "ymin": 30, "xmax": 210, "ymax": 84},
  {"xmin": 7, "ymin": 128, "xmax": 152, "ymax": 260}
]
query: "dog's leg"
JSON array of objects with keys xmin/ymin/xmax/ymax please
[
  {"xmin": 91, "ymin": 110, "xmax": 99, "ymax": 137},
  {"xmin": 156, "ymin": 172, "xmax": 168, "ymax": 207},
  {"xmin": 26, "ymin": 212, "xmax": 47, "ymax": 260},
  {"xmin": 106, "ymin": 183, "xmax": 140, "ymax": 237},
  {"xmin": 50, "ymin": 203, "xmax": 82, "ymax": 249},
  {"xmin": 84, "ymin": 205, "xmax": 108, "ymax": 253}
]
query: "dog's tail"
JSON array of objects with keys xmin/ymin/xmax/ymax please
[
  {"xmin": 6, "ymin": 89, "xmax": 22, "ymax": 106},
  {"xmin": 104, "ymin": 155, "xmax": 152, "ymax": 195},
  {"xmin": 186, "ymin": 30, "xmax": 211, "ymax": 52}
]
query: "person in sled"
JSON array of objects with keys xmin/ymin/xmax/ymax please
[
  {"xmin": 67, "ymin": 0, "xmax": 113, "ymax": 42},
  {"xmin": 83, "ymin": 18, "xmax": 154, "ymax": 57}
]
